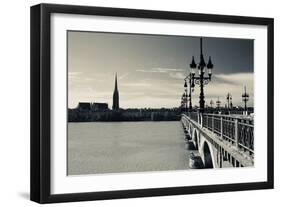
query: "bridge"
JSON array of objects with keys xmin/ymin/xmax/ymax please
[{"xmin": 181, "ymin": 112, "xmax": 254, "ymax": 169}]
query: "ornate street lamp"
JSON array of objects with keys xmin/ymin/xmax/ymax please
[
  {"xmin": 216, "ymin": 97, "xmax": 221, "ymax": 109},
  {"xmin": 183, "ymin": 81, "xmax": 187, "ymax": 112},
  {"xmin": 184, "ymin": 92, "xmax": 188, "ymax": 112},
  {"xmin": 181, "ymin": 91, "xmax": 188, "ymax": 112},
  {"xmin": 242, "ymin": 86, "xmax": 249, "ymax": 114},
  {"xmin": 180, "ymin": 94, "xmax": 184, "ymax": 110},
  {"xmin": 184, "ymin": 73, "xmax": 193, "ymax": 111},
  {"xmin": 210, "ymin": 99, "xmax": 214, "ymax": 108},
  {"xmin": 190, "ymin": 37, "xmax": 214, "ymax": 113},
  {"xmin": 226, "ymin": 93, "xmax": 232, "ymax": 109}
]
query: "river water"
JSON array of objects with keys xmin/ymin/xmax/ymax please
[{"xmin": 68, "ymin": 121, "xmax": 190, "ymax": 175}]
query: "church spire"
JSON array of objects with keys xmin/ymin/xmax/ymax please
[
  {"xmin": 114, "ymin": 73, "xmax": 118, "ymax": 91},
  {"xmin": 112, "ymin": 73, "xmax": 119, "ymax": 110}
]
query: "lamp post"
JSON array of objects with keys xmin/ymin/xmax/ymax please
[
  {"xmin": 210, "ymin": 99, "xmax": 214, "ymax": 113},
  {"xmin": 226, "ymin": 93, "xmax": 232, "ymax": 114},
  {"xmin": 190, "ymin": 37, "xmax": 214, "ymax": 113},
  {"xmin": 210, "ymin": 99, "xmax": 214, "ymax": 108},
  {"xmin": 242, "ymin": 86, "xmax": 249, "ymax": 115},
  {"xmin": 184, "ymin": 92, "xmax": 188, "ymax": 112},
  {"xmin": 181, "ymin": 94, "xmax": 184, "ymax": 109},
  {"xmin": 181, "ymin": 91, "xmax": 187, "ymax": 113},
  {"xmin": 216, "ymin": 97, "xmax": 221, "ymax": 110},
  {"xmin": 184, "ymin": 80, "xmax": 187, "ymax": 112},
  {"xmin": 226, "ymin": 93, "xmax": 232, "ymax": 109},
  {"xmin": 184, "ymin": 73, "xmax": 193, "ymax": 111}
]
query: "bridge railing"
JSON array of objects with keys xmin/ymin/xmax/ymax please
[
  {"xmin": 184, "ymin": 113, "xmax": 254, "ymax": 155},
  {"xmin": 182, "ymin": 112, "xmax": 199, "ymax": 123}
]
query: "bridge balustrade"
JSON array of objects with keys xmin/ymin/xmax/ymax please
[
  {"xmin": 237, "ymin": 118, "xmax": 254, "ymax": 154},
  {"xmin": 185, "ymin": 113, "xmax": 254, "ymax": 155}
]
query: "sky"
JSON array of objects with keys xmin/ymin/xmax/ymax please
[{"xmin": 67, "ymin": 31, "xmax": 254, "ymax": 109}]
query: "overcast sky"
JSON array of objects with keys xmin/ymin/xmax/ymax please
[{"xmin": 68, "ymin": 31, "xmax": 254, "ymax": 109}]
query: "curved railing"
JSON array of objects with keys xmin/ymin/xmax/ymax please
[{"xmin": 182, "ymin": 112, "xmax": 254, "ymax": 155}]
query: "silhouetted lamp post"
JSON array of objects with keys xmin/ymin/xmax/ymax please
[
  {"xmin": 180, "ymin": 95, "xmax": 184, "ymax": 110},
  {"xmin": 184, "ymin": 91, "xmax": 188, "ymax": 112},
  {"xmin": 190, "ymin": 37, "xmax": 214, "ymax": 113},
  {"xmin": 181, "ymin": 92, "xmax": 187, "ymax": 112},
  {"xmin": 226, "ymin": 93, "xmax": 232, "ymax": 109},
  {"xmin": 184, "ymin": 73, "xmax": 193, "ymax": 111},
  {"xmin": 216, "ymin": 97, "xmax": 221, "ymax": 109},
  {"xmin": 184, "ymin": 81, "xmax": 188, "ymax": 112},
  {"xmin": 210, "ymin": 99, "xmax": 214, "ymax": 108},
  {"xmin": 242, "ymin": 86, "xmax": 249, "ymax": 114}
]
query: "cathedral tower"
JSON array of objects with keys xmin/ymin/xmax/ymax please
[{"xmin": 112, "ymin": 73, "xmax": 119, "ymax": 110}]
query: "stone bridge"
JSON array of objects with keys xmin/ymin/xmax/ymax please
[{"xmin": 181, "ymin": 113, "xmax": 254, "ymax": 169}]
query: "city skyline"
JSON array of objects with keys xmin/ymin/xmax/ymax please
[{"xmin": 68, "ymin": 31, "xmax": 254, "ymax": 109}]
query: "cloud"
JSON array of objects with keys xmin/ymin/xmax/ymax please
[
  {"xmin": 136, "ymin": 67, "xmax": 187, "ymax": 81},
  {"xmin": 136, "ymin": 67, "xmax": 183, "ymax": 73},
  {"xmin": 69, "ymin": 71, "xmax": 82, "ymax": 76},
  {"xmin": 119, "ymin": 73, "xmax": 130, "ymax": 80},
  {"xmin": 169, "ymin": 72, "xmax": 186, "ymax": 80},
  {"xmin": 121, "ymin": 82, "xmax": 152, "ymax": 87},
  {"xmin": 68, "ymin": 71, "xmax": 83, "ymax": 81},
  {"xmin": 213, "ymin": 73, "xmax": 253, "ymax": 85}
]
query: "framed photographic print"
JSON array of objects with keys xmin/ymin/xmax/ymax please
[{"xmin": 30, "ymin": 3, "xmax": 274, "ymax": 203}]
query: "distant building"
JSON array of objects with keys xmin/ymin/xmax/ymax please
[
  {"xmin": 92, "ymin": 103, "xmax": 108, "ymax": 111},
  {"xmin": 112, "ymin": 73, "xmax": 119, "ymax": 110},
  {"xmin": 77, "ymin": 102, "xmax": 108, "ymax": 112},
  {"xmin": 77, "ymin": 102, "xmax": 91, "ymax": 111}
]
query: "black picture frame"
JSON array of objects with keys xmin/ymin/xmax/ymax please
[{"xmin": 30, "ymin": 3, "xmax": 274, "ymax": 204}]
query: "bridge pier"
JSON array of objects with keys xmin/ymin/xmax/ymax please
[
  {"xmin": 185, "ymin": 140, "xmax": 196, "ymax": 150},
  {"xmin": 189, "ymin": 152, "xmax": 204, "ymax": 169}
]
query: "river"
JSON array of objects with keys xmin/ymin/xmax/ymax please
[{"xmin": 68, "ymin": 121, "xmax": 190, "ymax": 175}]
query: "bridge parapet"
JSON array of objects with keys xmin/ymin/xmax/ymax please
[
  {"xmin": 183, "ymin": 112, "xmax": 254, "ymax": 155},
  {"xmin": 181, "ymin": 112, "xmax": 254, "ymax": 168},
  {"xmin": 202, "ymin": 113, "xmax": 254, "ymax": 155}
]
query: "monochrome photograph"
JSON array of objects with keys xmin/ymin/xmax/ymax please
[{"xmin": 67, "ymin": 31, "xmax": 254, "ymax": 175}]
